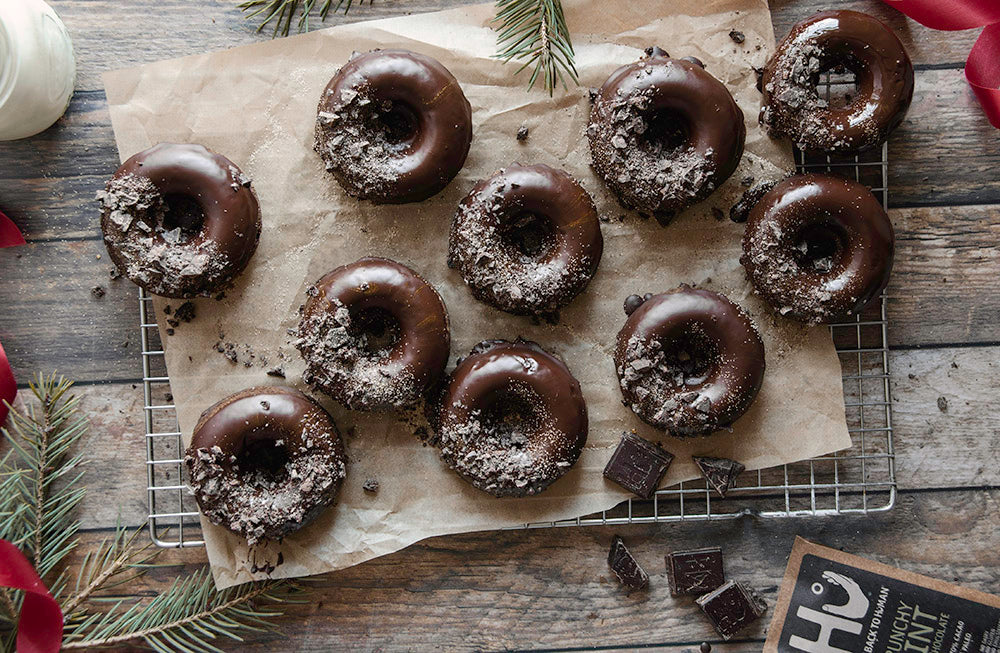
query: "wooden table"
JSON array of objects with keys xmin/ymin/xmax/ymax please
[{"xmin": 1, "ymin": 1, "xmax": 997, "ymax": 650}]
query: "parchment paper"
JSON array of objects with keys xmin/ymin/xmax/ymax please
[{"xmin": 103, "ymin": 0, "xmax": 852, "ymax": 588}]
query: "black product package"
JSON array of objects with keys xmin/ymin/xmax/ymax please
[{"xmin": 766, "ymin": 537, "xmax": 1000, "ymax": 653}]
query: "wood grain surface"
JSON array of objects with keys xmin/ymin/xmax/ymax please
[{"xmin": 0, "ymin": 1, "xmax": 998, "ymax": 651}]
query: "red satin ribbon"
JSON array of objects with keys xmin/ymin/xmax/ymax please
[
  {"xmin": 0, "ymin": 209, "xmax": 22, "ymax": 426},
  {"xmin": 881, "ymin": 0, "xmax": 1000, "ymax": 128},
  {"xmin": 0, "ymin": 539, "xmax": 64, "ymax": 653}
]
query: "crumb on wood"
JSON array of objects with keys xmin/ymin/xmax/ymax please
[
  {"xmin": 91, "ymin": 285, "xmax": 106, "ymax": 298},
  {"xmin": 937, "ymin": 396, "xmax": 948, "ymax": 412}
]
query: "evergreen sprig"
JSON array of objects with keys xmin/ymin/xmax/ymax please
[
  {"xmin": 238, "ymin": 0, "xmax": 373, "ymax": 36},
  {"xmin": 494, "ymin": 0, "xmax": 578, "ymax": 94},
  {"xmin": 236, "ymin": 0, "xmax": 579, "ymax": 94},
  {"xmin": 0, "ymin": 373, "xmax": 307, "ymax": 651}
]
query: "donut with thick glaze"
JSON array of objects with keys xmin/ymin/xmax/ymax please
[
  {"xmin": 436, "ymin": 339, "xmax": 588, "ymax": 497},
  {"xmin": 587, "ymin": 48, "xmax": 745, "ymax": 223},
  {"xmin": 185, "ymin": 386, "xmax": 347, "ymax": 545},
  {"xmin": 448, "ymin": 163, "xmax": 604, "ymax": 315},
  {"xmin": 760, "ymin": 10, "xmax": 914, "ymax": 152},
  {"xmin": 740, "ymin": 173, "xmax": 894, "ymax": 323},
  {"xmin": 98, "ymin": 143, "xmax": 261, "ymax": 298},
  {"xmin": 314, "ymin": 49, "xmax": 473, "ymax": 203},
  {"xmin": 615, "ymin": 287, "xmax": 765, "ymax": 437},
  {"xmin": 295, "ymin": 257, "xmax": 450, "ymax": 411}
]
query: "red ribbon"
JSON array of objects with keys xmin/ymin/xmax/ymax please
[
  {"xmin": 881, "ymin": 0, "xmax": 1000, "ymax": 128},
  {"xmin": 0, "ymin": 209, "xmax": 22, "ymax": 426},
  {"xmin": 0, "ymin": 539, "xmax": 64, "ymax": 653}
]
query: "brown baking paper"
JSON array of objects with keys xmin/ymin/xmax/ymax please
[{"xmin": 104, "ymin": 0, "xmax": 852, "ymax": 588}]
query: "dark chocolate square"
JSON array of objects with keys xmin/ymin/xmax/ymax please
[
  {"xmin": 693, "ymin": 456, "xmax": 745, "ymax": 498},
  {"xmin": 607, "ymin": 535, "xmax": 648, "ymax": 592},
  {"xmin": 603, "ymin": 432, "xmax": 674, "ymax": 499},
  {"xmin": 696, "ymin": 580, "xmax": 767, "ymax": 640},
  {"xmin": 666, "ymin": 547, "xmax": 725, "ymax": 597}
]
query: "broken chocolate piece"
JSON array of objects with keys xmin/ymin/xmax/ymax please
[
  {"xmin": 694, "ymin": 456, "xmax": 745, "ymax": 498},
  {"xmin": 603, "ymin": 432, "xmax": 673, "ymax": 499},
  {"xmin": 696, "ymin": 580, "xmax": 767, "ymax": 640},
  {"xmin": 728, "ymin": 30, "xmax": 745, "ymax": 44},
  {"xmin": 174, "ymin": 301, "xmax": 196, "ymax": 323},
  {"xmin": 607, "ymin": 535, "xmax": 648, "ymax": 592},
  {"xmin": 516, "ymin": 125, "xmax": 529, "ymax": 141},
  {"xmin": 362, "ymin": 478, "xmax": 379, "ymax": 493},
  {"xmin": 666, "ymin": 547, "xmax": 725, "ymax": 597}
]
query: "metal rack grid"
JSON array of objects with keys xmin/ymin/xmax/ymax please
[{"xmin": 141, "ymin": 76, "xmax": 895, "ymax": 547}]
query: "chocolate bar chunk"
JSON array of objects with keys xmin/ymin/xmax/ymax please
[
  {"xmin": 696, "ymin": 580, "xmax": 767, "ymax": 640},
  {"xmin": 666, "ymin": 547, "xmax": 725, "ymax": 597},
  {"xmin": 607, "ymin": 535, "xmax": 648, "ymax": 592},
  {"xmin": 694, "ymin": 456, "xmax": 745, "ymax": 498},
  {"xmin": 603, "ymin": 432, "xmax": 674, "ymax": 499}
]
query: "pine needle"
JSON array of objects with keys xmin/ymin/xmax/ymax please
[
  {"xmin": 238, "ymin": 0, "xmax": 374, "ymax": 36},
  {"xmin": 61, "ymin": 571, "xmax": 308, "ymax": 651},
  {"xmin": 494, "ymin": 0, "xmax": 578, "ymax": 94}
]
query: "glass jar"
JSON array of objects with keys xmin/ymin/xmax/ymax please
[{"xmin": 0, "ymin": 0, "xmax": 76, "ymax": 141}]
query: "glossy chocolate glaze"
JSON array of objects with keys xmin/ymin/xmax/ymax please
[
  {"xmin": 99, "ymin": 143, "xmax": 261, "ymax": 298},
  {"xmin": 615, "ymin": 287, "xmax": 765, "ymax": 437},
  {"xmin": 448, "ymin": 163, "xmax": 604, "ymax": 315},
  {"xmin": 760, "ymin": 10, "xmax": 914, "ymax": 152},
  {"xmin": 741, "ymin": 173, "xmax": 894, "ymax": 323},
  {"xmin": 186, "ymin": 386, "xmax": 346, "ymax": 544},
  {"xmin": 315, "ymin": 49, "xmax": 473, "ymax": 204},
  {"xmin": 587, "ymin": 53, "xmax": 745, "ymax": 221},
  {"xmin": 437, "ymin": 340, "xmax": 588, "ymax": 497},
  {"xmin": 296, "ymin": 257, "xmax": 450, "ymax": 411}
]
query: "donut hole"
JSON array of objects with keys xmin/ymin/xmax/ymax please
[
  {"xmin": 638, "ymin": 109, "xmax": 690, "ymax": 154},
  {"xmin": 499, "ymin": 212, "xmax": 556, "ymax": 261},
  {"xmin": 160, "ymin": 194, "xmax": 205, "ymax": 243},
  {"xmin": 479, "ymin": 389, "xmax": 545, "ymax": 448},
  {"xmin": 814, "ymin": 60, "xmax": 861, "ymax": 109},
  {"xmin": 349, "ymin": 306, "xmax": 402, "ymax": 356},
  {"xmin": 794, "ymin": 221, "xmax": 848, "ymax": 274},
  {"xmin": 377, "ymin": 100, "xmax": 420, "ymax": 145},
  {"xmin": 659, "ymin": 331, "xmax": 718, "ymax": 387},
  {"xmin": 236, "ymin": 434, "xmax": 290, "ymax": 481}
]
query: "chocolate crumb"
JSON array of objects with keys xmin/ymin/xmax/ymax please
[
  {"xmin": 165, "ymin": 393, "xmax": 173, "ymax": 402},
  {"xmin": 623, "ymin": 294, "xmax": 646, "ymax": 316},
  {"xmin": 644, "ymin": 46, "xmax": 668, "ymax": 58},
  {"xmin": 167, "ymin": 318, "xmax": 180, "ymax": 328},
  {"xmin": 951, "ymin": 361, "xmax": 959, "ymax": 369},
  {"xmin": 109, "ymin": 266, "xmax": 123, "ymax": 281},
  {"xmin": 741, "ymin": 176, "xmax": 755, "ymax": 187},
  {"xmin": 362, "ymin": 478, "xmax": 379, "ymax": 493},
  {"xmin": 729, "ymin": 30, "xmax": 745, "ymax": 44},
  {"xmin": 516, "ymin": 125, "xmax": 529, "ymax": 141},
  {"xmin": 588, "ymin": 87, "xmax": 599, "ymax": 103},
  {"xmin": 91, "ymin": 285, "xmax": 106, "ymax": 298},
  {"xmin": 700, "ymin": 644, "xmax": 712, "ymax": 653},
  {"xmin": 937, "ymin": 396, "xmax": 948, "ymax": 412},
  {"xmin": 163, "ymin": 305, "xmax": 173, "ymax": 315},
  {"xmin": 174, "ymin": 301, "xmax": 196, "ymax": 323},
  {"xmin": 711, "ymin": 207, "xmax": 725, "ymax": 221},
  {"xmin": 266, "ymin": 367, "xmax": 286, "ymax": 378},
  {"xmin": 165, "ymin": 328, "xmax": 175, "ymax": 336}
]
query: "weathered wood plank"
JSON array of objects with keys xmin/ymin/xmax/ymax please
[
  {"xmin": 0, "ymin": 240, "xmax": 140, "ymax": 382},
  {"xmin": 51, "ymin": 488, "xmax": 1000, "ymax": 651},
  {"xmin": 43, "ymin": 0, "xmax": 979, "ymax": 93},
  {"xmin": 888, "ymin": 203, "xmax": 1000, "ymax": 347}
]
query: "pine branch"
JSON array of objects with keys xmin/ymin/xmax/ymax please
[
  {"xmin": 238, "ymin": 0, "xmax": 374, "ymax": 36},
  {"xmin": 62, "ymin": 570, "xmax": 307, "ymax": 651},
  {"xmin": 494, "ymin": 0, "xmax": 578, "ymax": 94},
  {"xmin": 1, "ymin": 373, "xmax": 87, "ymax": 579}
]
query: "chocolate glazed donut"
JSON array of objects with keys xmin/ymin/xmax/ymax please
[
  {"xmin": 314, "ymin": 49, "xmax": 473, "ymax": 203},
  {"xmin": 185, "ymin": 386, "xmax": 347, "ymax": 545},
  {"xmin": 436, "ymin": 340, "xmax": 588, "ymax": 497},
  {"xmin": 448, "ymin": 163, "xmax": 604, "ymax": 315},
  {"xmin": 760, "ymin": 10, "xmax": 914, "ymax": 152},
  {"xmin": 587, "ymin": 48, "xmax": 745, "ymax": 223},
  {"xmin": 295, "ymin": 257, "xmax": 450, "ymax": 411},
  {"xmin": 741, "ymin": 173, "xmax": 894, "ymax": 324},
  {"xmin": 615, "ymin": 287, "xmax": 765, "ymax": 437},
  {"xmin": 98, "ymin": 143, "xmax": 262, "ymax": 298}
]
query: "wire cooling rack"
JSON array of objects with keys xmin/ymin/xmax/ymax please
[{"xmin": 141, "ymin": 78, "xmax": 895, "ymax": 548}]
